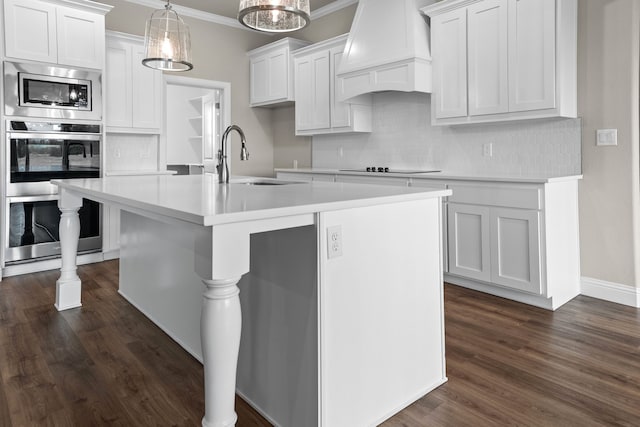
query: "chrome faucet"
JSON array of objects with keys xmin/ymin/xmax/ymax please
[{"xmin": 217, "ymin": 125, "xmax": 249, "ymax": 183}]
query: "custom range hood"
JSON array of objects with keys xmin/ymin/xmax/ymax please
[{"xmin": 336, "ymin": 0, "xmax": 435, "ymax": 101}]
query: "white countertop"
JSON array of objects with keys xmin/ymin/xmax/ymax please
[
  {"xmin": 275, "ymin": 168, "xmax": 583, "ymax": 184},
  {"xmin": 53, "ymin": 174, "xmax": 450, "ymax": 227},
  {"xmin": 104, "ymin": 170, "xmax": 178, "ymax": 176}
]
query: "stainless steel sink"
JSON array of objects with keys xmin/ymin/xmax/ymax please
[
  {"xmin": 244, "ymin": 181, "xmax": 290, "ymax": 185},
  {"xmin": 229, "ymin": 178, "xmax": 305, "ymax": 186}
]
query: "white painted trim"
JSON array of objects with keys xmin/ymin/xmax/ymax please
[
  {"xmin": 106, "ymin": 30, "xmax": 144, "ymax": 44},
  {"xmin": 120, "ymin": 0, "xmax": 358, "ymax": 31},
  {"xmin": 45, "ymin": 0, "xmax": 113, "ymax": 14},
  {"xmin": 312, "ymin": 0, "xmax": 358, "ymax": 20},
  {"xmin": 120, "ymin": 0, "xmax": 244, "ymax": 29},
  {"xmin": 163, "ymin": 74, "xmax": 231, "ymax": 133},
  {"xmin": 2, "ymin": 252, "xmax": 104, "ymax": 277},
  {"xmin": 580, "ymin": 277, "xmax": 640, "ymax": 308},
  {"xmin": 162, "ymin": 75, "xmax": 231, "ymax": 173}
]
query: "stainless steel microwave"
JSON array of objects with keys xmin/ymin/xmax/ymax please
[{"xmin": 3, "ymin": 61, "xmax": 102, "ymax": 121}]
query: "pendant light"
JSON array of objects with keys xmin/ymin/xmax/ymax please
[
  {"xmin": 238, "ymin": 0, "xmax": 311, "ymax": 33},
  {"xmin": 142, "ymin": 0, "xmax": 193, "ymax": 71}
]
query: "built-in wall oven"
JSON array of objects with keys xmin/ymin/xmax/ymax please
[{"xmin": 4, "ymin": 120, "xmax": 102, "ymax": 263}]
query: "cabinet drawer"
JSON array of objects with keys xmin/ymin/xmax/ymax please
[
  {"xmin": 336, "ymin": 175, "xmax": 409, "ymax": 187},
  {"xmin": 277, "ymin": 172, "xmax": 313, "ymax": 182},
  {"xmin": 448, "ymin": 183, "xmax": 542, "ymax": 210}
]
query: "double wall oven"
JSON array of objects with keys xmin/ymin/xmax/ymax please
[{"xmin": 3, "ymin": 61, "xmax": 103, "ymax": 264}]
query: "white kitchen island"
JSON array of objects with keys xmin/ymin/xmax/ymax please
[{"xmin": 52, "ymin": 174, "xmax": 450, "ymax": 427}]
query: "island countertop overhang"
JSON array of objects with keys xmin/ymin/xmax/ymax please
[{"xmin": 52, "ymin": 174, "xmax": 451, "ymax": 227}]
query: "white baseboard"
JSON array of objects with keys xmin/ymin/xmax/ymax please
[
  {"xmin": 2, "ymin": 252, "xmax": 105, "ymax": 278},
  {"xmin": 581, "ymin": 277, "xmax": 640, "ymax": 308}
]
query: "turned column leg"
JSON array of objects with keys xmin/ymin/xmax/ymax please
[
  {"xmin": 200, "ymin": 277, "xmax": 242, "ymax": 427},
  {"xmin": 55, "ymin": 191, "xmax": 83, "ymax": 311}
]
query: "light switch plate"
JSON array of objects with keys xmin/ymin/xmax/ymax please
[{"xmin": 596, "ymin": 129, "xmax": 618, "ymax": 146}]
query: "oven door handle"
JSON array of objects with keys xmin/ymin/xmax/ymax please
[
  {"xmin": 7, "ymin": 194, "xmax": 59, "ymax": 204},
  {"xmin": 7, "ymin": 132, "xmax": 100, "ymax": 141}
]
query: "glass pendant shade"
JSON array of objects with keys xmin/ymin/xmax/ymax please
[
  {"xmin": 238, "ymin": 0, "xmax": 311, "ymax": 33},
  {"xmin": 143, "ymin": 1, "xmax": 193, "ymax": 71}
]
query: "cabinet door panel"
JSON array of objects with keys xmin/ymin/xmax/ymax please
[
  {"xmin": 432, "ymin": 9, "xmax": 468, "ymax": 119},
  {"xmin": 268, "ymin": 52, "xmax": 288, "ymax": 101},
  {"xmin": 313, "ymin": 53, "xmax": 331, "ymax": 130},
  {"xmin": 468, "ymin": 0, "xmax": 508, "ymax": 116},
  {"xmin": 448, "ymin": 203, "xmax": 491, "ymax": 281},
  {"xmin": 490, "ymin": 207, "xmax": 542, "ymax": 294},
  {"xmin": 295, "ymin": 51, "xmax": 330, "ymax": 131},
  {"xmin": 508, "ymin": 0, "xmax": 556, "ymax": 112},
  {"xmin": 132, "ymin": 45, "xmax": 162, "ymax": 129},
  {"xmin": 330, "ymin": 47, "xmax": 350, "ymax": 128},
  {"xmin": 250, "ymin": 57, "xmax": 269, "ymax": 104},
  {"xmin": 4, "ymin": 0, "xmax": 57, "ymax": 63},
  {"xmin": 56, "ymin": 6, "xmax": 104, "ymax": 68},
  {"xmin": 105, "ymin": 41, "xmax": 132, "ymax": 128},
  {"xmin": 294, "ymin": 57, "xmax": 314, "ymax": 131}
]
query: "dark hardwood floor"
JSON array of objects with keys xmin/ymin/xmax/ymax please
[{"xmin": 1, "ymin": 260, "xmax": 639, "ymax": 426}]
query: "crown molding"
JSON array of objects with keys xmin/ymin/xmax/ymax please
[
  {"xmin": 120, "ymin": 0, "xmax": 245, "ymax": 29},
  {"xmin": 312, "ymin": 0, "xmax": 358, "ymax": 20},
  {"xmin": 121, "ymin": 0, "xmax": 358, "ymax": 31}
]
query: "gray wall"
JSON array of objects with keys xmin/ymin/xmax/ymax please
[
  {"xmin": 577, "ymin": 0, "xmax": 640, "ymax": 289},
  {"xmin": 272, "ymin": 4, "xmax": 358, "ymax": 170}
]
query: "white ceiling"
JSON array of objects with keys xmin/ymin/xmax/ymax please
[{"xmin": 164, "ymin": 0, "xmax": 339, "ymax": 19}]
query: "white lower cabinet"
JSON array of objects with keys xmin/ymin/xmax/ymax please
[
  {"xmin": 449, "ymin": 203, "xmax": 542, "ymax": 294},
  {"xmin": 490, "ymin": 207, "xmax": 541, "ymax": 293},
  {"xmin": 446, "ymin": 180, "xmax": 580, "ymax": 309},
  {"xmin": 275, "ymin": 170, "xmax": 581, "ymax": 310},
  {"xmin": 335, "ymin": 175, "xmax": 408, "ymax": 187},
  {"xmin": 448, "ymin": 203, "xmax": 491, "ymax": 282},
  {"xmin": 277, "ymin": 172, "xmax": 335, "ymax": 182}
]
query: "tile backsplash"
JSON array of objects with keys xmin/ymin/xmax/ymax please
[
  {"xmin": 105, "ymin": 134, "xmax": 159, "ymax": 172},
  {"xmin": 312, "ymin": 92, "xmax": 582, "ymax": 176}
]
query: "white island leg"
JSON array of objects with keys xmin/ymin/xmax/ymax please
[
  {"xmin": 200, "ymin": 277, "xmax": 243, "ymax": 427},
  {"xmin": 55, "ymin": 190, "xmax": 84, "ymax": 311}
]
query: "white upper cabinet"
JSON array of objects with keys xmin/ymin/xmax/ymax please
[
  {"xmin": 293, "ymin": 34, "xmax": 372, "ymax": 136},
  {"xmin": 467, "ymin": 0, "xmax": 508, "ymax": 116},
  {"xmin": 3, "ymin": 0, "xmax": 110, "ymax": 69},
  {"xmin": 105, "ymin": 32, "xmax": 162, "ymax": 133},
  {"xmin": 295, "ymin": 49, "xmax": 331, "ymax": 132},
  {"xmin": 3, "ymin": 0, "xmax": 57, "ymax": 63},
  {"xmin": 423, "ymin": 0, "xmax": 576, "ymax": 125},
  {"xmin": 508, "ymin": 0, "xmax": 556, "ymax": 112},
  {"xmin": 248, "ymin": 38, "xmax": 310, "ymax": 107},
  {"xmin": 431, "ymin": 8, "xmax": 467, "ymax": 119}
]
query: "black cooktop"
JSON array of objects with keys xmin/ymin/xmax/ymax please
[{"xmin": 339, "ymin": 168, "xmax": 441, "ymax": 174}]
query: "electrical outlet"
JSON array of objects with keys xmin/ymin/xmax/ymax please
[
  {"xmin": 483, "ymin": 143, "xmax": 493, "ymax": 157},
  {"xmin": 327, "ymin": 226, "xmax": 343, "ymax": 259}
]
